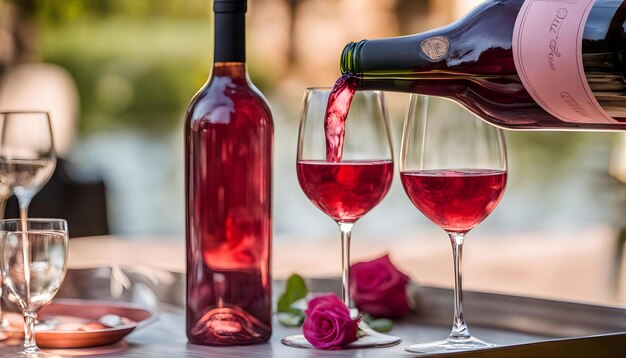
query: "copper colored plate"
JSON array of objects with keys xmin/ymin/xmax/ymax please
[{"xmin": 7, "ymin": 299, "xmax": 154, "ymax": 349}]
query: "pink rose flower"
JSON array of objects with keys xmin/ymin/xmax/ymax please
[
  {"xmin": 350, "ymin": 254, "xmax": 411, "ymax": 318},
  {"xmin": 302, "ymin": 293, "xmax": 359, "ymax": 349}
]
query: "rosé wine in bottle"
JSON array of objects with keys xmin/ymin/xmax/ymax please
[
  {"xmin": 339, "ymin": 0, "xmax": 626, "ymax": 131},
  {"xmin": 185, "ymin": 0, "xmax": 272, "ymax": 346}
]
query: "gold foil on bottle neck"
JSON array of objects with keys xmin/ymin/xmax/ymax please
[{"xmin": 420, "ymin": 36, "xmax": 449, "ymax": 61}]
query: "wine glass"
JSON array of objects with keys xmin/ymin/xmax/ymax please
[
  {"xmin": 282, "ymin": 88, "xmax": 400, "ymax": 348},
  {"xmin": 400, "ymin": 95, "xmax": 507, "ymax": 353},
  {"xmin": 0, "ymin": 218, "xmax": 68, "ymax": 357},
  {"xmin": 0, "ymin": 111, "xmax": 56, "ymax": 221}
]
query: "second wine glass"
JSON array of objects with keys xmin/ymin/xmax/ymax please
[
  {"xmin": 0, "ymin": 111, "xmax": 56, "ymax": 221},
  {"xmin": 282, "ymin": 88, "xmax": 399, "ymax": 348},
  {"xmin": 400, "ymin": 95, "xmax": 507, "ymax": 353}
]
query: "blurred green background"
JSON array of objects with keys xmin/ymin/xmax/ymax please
[{"xmin": 38, "ymin": 0, "xmax": 215, "ymax": 133}]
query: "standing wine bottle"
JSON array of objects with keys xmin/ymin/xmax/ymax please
[
  {"xmin": 185, "ymin": 0, "xmax": 273, "ymax": 345},
  {"xmin": 340, "ymin": 0, "xmax": 626, "ymax": 130}
]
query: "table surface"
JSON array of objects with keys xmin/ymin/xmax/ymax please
[
  {"xmin": 0, "ymin": 236, "xmax": 619, "ymax": 357},
  {"xmin": 96, "ymin": 309, "xmax": 548, "ymax": 358},
  {"xmin": 0, "ymin": 249, "xmax": 624, "ymax": 358},
  {"xmin": 32, "ymin": 273, "xmax": 626, "ymax": 358}
]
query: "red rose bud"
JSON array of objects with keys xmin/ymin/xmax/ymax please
[
  {"xmin": 350, "ymin": 254, "xmax": 411, "ymax": 318},
  {"xmin": 302, "ymin": 293, "xmax": 359, "ymax": 349}
]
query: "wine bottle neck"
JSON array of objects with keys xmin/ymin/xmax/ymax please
[
  {"xmin": 341, "ymin": 40, "xmax": 366, "ymax": 75},
  {"xmin": 341, "ymin": 30, "xmax": 451, "ymax": 78},
  {"xmin": 213, "ymin": 2, "xmax": 246, "ymax": 64},
  {"xmin": 340, "ymin": 0, "xmax": 518, "ymax": 80}
]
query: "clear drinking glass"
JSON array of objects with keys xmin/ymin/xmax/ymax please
[
  {"xmin": 0, "ymin": 111, "xmax": 56, "ymax": 221},
  {"xmin": 282, "ymin": 88, "xmax": 400, "ymax": 348},
  {"xmin": 400, "ymin": 95, "xmax": 507, "ymax": 353},
  {"xmin": 0, "ymin": 218, "xmax": 68, "ymax": 357}
]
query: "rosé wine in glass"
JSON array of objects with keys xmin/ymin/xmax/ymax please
[
  {"xmin": 297, "ymin": 160, "xmax": 393, "ymax": 223},
  {"xmin": 401, "ymin": 169, "xmax": 507, "ymax": 233}
]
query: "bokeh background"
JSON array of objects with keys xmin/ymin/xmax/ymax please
[{"xmin": 1, "ymin": 0, "xmax": 625, "ymax": 304}]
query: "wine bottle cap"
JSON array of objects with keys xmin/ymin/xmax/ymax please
[{"xmin": 214, "ymin": 0, "xmax": 247, "ymax": 13}]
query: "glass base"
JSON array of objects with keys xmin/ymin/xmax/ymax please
[
  {"xmin": 282, "ymin": 332, "xmax": 401, "ymax": 349},
  {"xmin": 0, "ymin": 346, "xmax": 50, "ymax": 358},
  {"xmin": 405, "ymin": 336, "xmax": 495, "ymax": 354},
  {"xmin": 282, "ymin": 319, "xmax": 401, "ymax": 349},
  {"xmin": 15, "ymin": 352, "xmax": 49, "ymax": 358}
]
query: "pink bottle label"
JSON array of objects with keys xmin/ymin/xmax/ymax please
[{"xmin": 513, "ymin": 0, "xmax": 617, "ymax": 124}]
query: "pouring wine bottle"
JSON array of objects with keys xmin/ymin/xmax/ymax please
[
  {"xmin": 337, "ymin": 0, "xmax": 626, "ymax": 131},
  {"xmin": 185, "ymin": 0, "xmax": 273, "ymax": 345}
]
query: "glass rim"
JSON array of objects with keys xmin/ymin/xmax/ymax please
[
  {"xmin": 409, "ymin": 93, "xmax": 460, "ymax": 103},
  {"xmin": 304, "ymin": 86, "xmax": 383, "ymax": 95},
  {"xmin": 0, "ymin": 110, "xmax": 50, "ymax": 116},
  {"xmin": 0, "ymin": 218, "xmax": 67, "ymax": 224},
  {"xmin": 0, "ymin": 218, "xmax": 68, "ymax": 235},
  {"xmin": 408, "ymin": 94, "xmax": 509, "ymax": 133}
]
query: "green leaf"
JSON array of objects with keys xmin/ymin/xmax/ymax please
[
  {"xmin": 367, "ymin": 318, "xmax": 393, "ymax": 333},
  {"xmin": 277, "ymin": 311, "xmax": 305, "ymax": 327},
  {"xmin": 277, "ymin": 274, "xmax": 308, "ymax": 313}
]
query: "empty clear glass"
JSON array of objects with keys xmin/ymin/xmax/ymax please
[{"xmin": 0, "ymin": 218, "xmax": 68, "ymax": 357}]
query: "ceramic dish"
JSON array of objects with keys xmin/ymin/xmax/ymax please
[{"xmin": 3, "ymin": 299, "xmax": 154, "ymax": 348}]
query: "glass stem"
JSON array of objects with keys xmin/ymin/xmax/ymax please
[
  {"xmin": 19, "ymin": 199, "xmax": 30, "ymax": 225},
  {"xmin": 19, "ymin": 200, "xmax": 32, "ymax": 307},
  {"xmin": 23, "ymin": 310, "xmax": 39, "ymax": 353},
  {"xmin": 338, "ymin": 222, "xmax": 353, "ymax": 309},
  {"xmin": 448, "ymin": 232, "xmax": 471, "ymax": 341}
]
